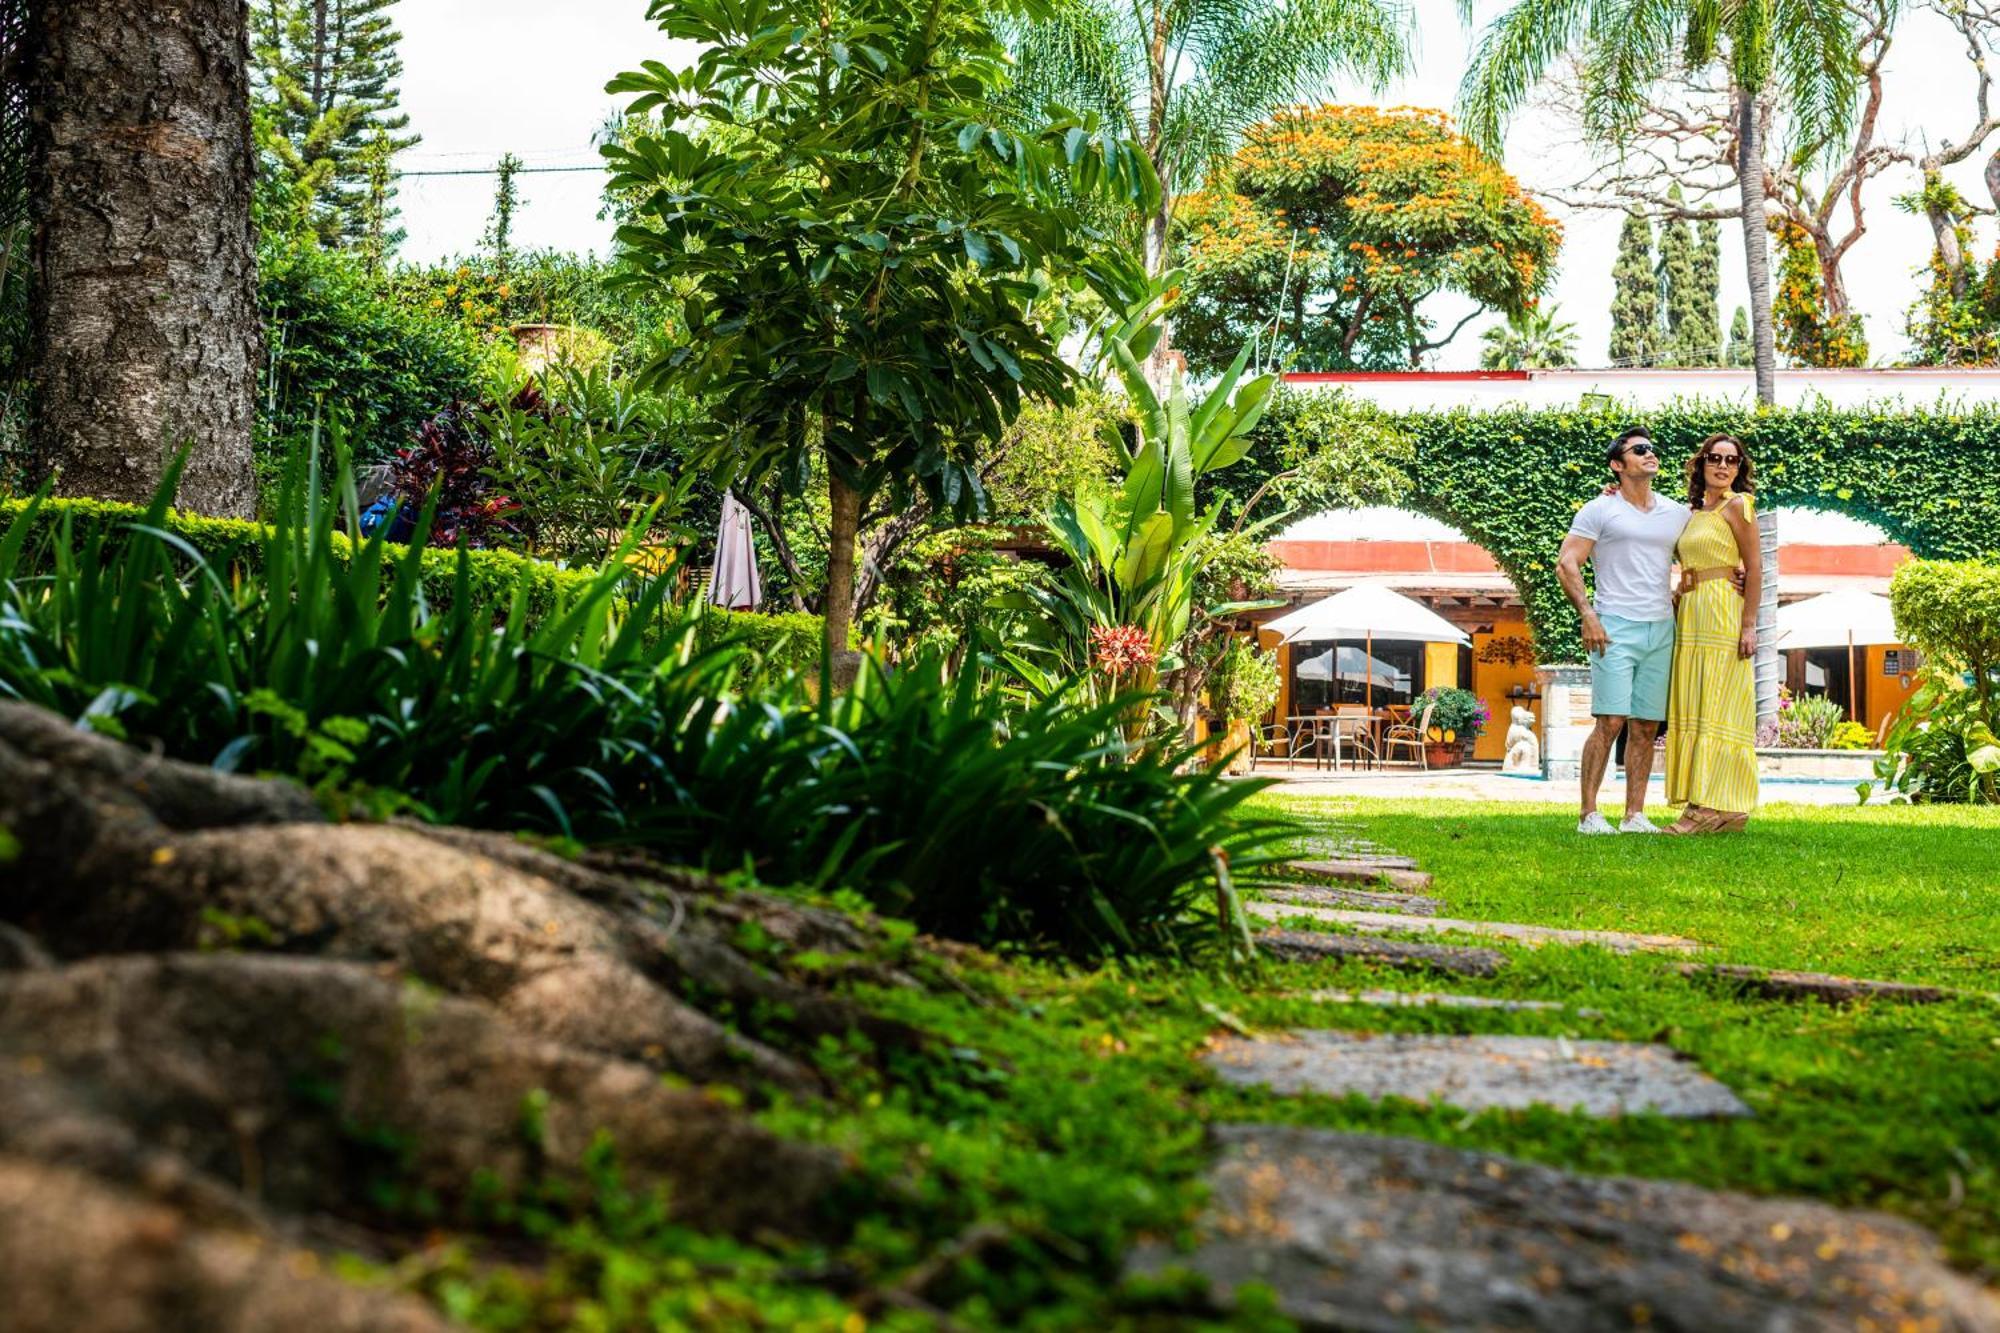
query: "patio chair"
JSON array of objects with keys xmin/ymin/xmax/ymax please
[
  {"xmin": 1248, "ymin": 722, "xmax": 1288, "ymax": 770},
  {"xmin": 1376, "ymin": 702, "xmax": 1435, "ymax": 771},
  {"xmin": 1331, "ymin": 704, "xmax": 1378, "ymax": 770}
]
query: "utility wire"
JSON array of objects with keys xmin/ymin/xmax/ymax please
[{"xmin": 396, "ymin": 164, "xmax": 603, "ymax": 178}]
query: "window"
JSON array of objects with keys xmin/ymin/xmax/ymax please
[{"xmin": 1290, "ymin": 639, "xmax": 1424, "ymax": 712}]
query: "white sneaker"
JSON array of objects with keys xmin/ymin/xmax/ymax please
[
  {"xmin": 1577, "ymin": 811, "xmax": 1619, "ymax": 835},
  {"xmin": 1619, "ymin": 813, "xmax": 1662, "ymax": 834}
]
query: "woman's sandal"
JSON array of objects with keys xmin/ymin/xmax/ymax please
[
  {"xmin": 1666, "ymin": 806, "xmax": 1705, "ymax": 835},
  {"xmin": 1699, "ymin": 810, "xmax": 1749, "ymax": 834}
]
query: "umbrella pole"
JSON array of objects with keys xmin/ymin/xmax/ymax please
[
  {"xmin": 1848, "ymin": 629, "xmax": 1857, "ymax": 723},
  {"xmin": 1366, "ymin": 629, "xmax": 1373, "ymax": 712}
]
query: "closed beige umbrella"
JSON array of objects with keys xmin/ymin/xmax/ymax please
[{"xmin": 710, "ymin": 490, "xmax": 762, "ymax": 610}]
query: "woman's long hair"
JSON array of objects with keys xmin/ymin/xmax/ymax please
[{"xmin": 1684, "ymin": 433, "xmax": 1757, "ymax": 510}]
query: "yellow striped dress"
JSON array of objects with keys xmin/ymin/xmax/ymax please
[{"xmin": 1665, "ymin": 495, "xmax": 1759, "ymax": 815}]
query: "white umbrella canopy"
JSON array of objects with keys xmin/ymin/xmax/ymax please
[
  {"xmin": 1775, "ymin": 591, "xmax": 1899, "ymax": 650},
  {"xmin": 1264, "ymin": 584, "xmax": 1471, "ymax": 647}
]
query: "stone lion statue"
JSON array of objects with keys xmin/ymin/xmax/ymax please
[{"xmin": 1503, "ymin": 704, "xmax": 1540, "ymax": 774}]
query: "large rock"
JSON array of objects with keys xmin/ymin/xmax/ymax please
[
  {"xmin": 1129, "ymin": 1124, "xmax": 2000, "ymax": 1332},
  {"xmin": 0, "ymin": 1158, "xmax": 454, "ymax": 1333},
  {"xmin": 0, "ymin": 953, "xmax": 843, "ymax": 1238}
]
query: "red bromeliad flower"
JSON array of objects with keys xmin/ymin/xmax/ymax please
[{"xmin": 1091, "ymin": 624, "xmax": 1156, "ymax": 677}]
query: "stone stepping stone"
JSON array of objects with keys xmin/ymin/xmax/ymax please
[
  {"xmin": 1265, "ymin": 884, "xmax": 1441, "ymax": 917},
  {"xmin": 1259, "ymin": 930, "xmax": 1507, "ymax": 978},
  {"xmin": 1680, "ymin": 963, "xmax": 1954, "ymax": 1006},
  {"xmin": 1284, "ymin": 857, "xmax": 1432, "ymax": 893},
  {"xmin": 1248, "ymin": 900, "xmax": 1700, "ymax": 956},
  {"xmin": 1287, "ymin": 988, "xmax": 1574, "ymax": 1014},
  {"xmin": 1203, "ymin": 1031, "xmax": 1749, "ymax": 1118},
  {"xmin": 1127, "ymin": 1125, "xmax": 2000, "ymax": 1333}
]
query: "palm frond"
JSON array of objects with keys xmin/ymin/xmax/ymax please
[{"xmin": 1455, "ymin": 0, "xmax": 1600, "ymax": 154}]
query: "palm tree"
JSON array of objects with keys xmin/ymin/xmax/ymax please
[
  {"xmin": 1480, "ymin": 304, "xmax": 1580, "ymax": 368},
  {"xmin": 1007, "ymin": 0, "xmax": 1411, "ymax": 281},
  {"xmin": 1454, "ymin": 0, "xmax": 1861, "ymax": 406}
]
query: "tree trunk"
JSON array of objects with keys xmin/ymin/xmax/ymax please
[
  {"xmin": 1733, "ymin": 84, "xmax": 1777, "ymax": 407},
  {"xmin": 27, "ymin": 0, "xmax": 261, "ymax": 517},
  {"xmin": 824, "ymin": 470, "xmax": 862, "ymax": 684}
]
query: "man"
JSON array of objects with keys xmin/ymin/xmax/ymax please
[{"xmin": 1557, "ymin": 428, "xmax": 1688, "ymax": 835}]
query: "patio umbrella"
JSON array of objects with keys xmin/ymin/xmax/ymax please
[
  {"xmin": 1775, "ymin": 590, "xmax": 1900, "ymax": 719},
  {"xmin": 1265, "ymin": 584, "xmax": 1470, "ymax": 710},
  {"xmin": 709, "ymin": 490, "xmax": 762, "ymax": 610}
]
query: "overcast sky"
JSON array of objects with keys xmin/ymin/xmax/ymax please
[{"xmin": 394, "ymin": 0, "xmax": 1998, "ymax": 369}]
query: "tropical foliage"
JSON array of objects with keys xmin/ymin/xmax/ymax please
[
  {"xmin": 602, "ymin": 0, "xmax": 1158, "ymax": 659},
  {"xmin": 1177, "ymin": 106, "xmax": 1561, "ymax": 372},
  {"xmin": 1480, "ymin": 305, "xmax": 1579, "ymax": 369},
  {"xmin": 0, "ymin": 449, "xmax": 1285, "ymax": 959},
  {"xmin": 1773, "ymin": 221, "xmax": 1868, "ymax": 367},
  {"xmin": 1005, "ymin": 0, "xmax": 1410, "ymax": 277}
]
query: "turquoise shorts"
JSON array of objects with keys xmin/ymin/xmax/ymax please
[{"xmin": 1589, "ymin": 614, "xmax": 1674, "ymax": 722}]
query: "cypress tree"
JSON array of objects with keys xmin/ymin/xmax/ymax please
[
  {"xmin": 1609, "ymin": 212, "xmax": 1658, "ymax": 367},
  {"xmin": 1688, "ymin": 219, "xmax": 1723, "ymax": 366},
  {"xmin": 252, "ymin": 0, "xmax": 419, "ymax": 250},
  {"xmin": 1655, "ymin": 190, "xmax": 1699, "ymax": 364},
  {"xmin": 1727, "ymin": 306, "xmax": 1752, "ymax": 366}
]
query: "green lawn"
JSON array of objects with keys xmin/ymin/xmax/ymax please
[{"xmin": 415, "ymin": 796, "xmax": 2000, "ymax": 1328}]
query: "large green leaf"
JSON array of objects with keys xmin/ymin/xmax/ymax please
[{"xmin": 1114, "ymin": 511, "xmax": 1175, "ymax": 592}]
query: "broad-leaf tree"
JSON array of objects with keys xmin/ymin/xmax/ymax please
[
  {"xmin": 605, "ymin": 0, "xmax": 1155, "ymax": 666},
  {"xmin": 1175, "ymin": 106, "xmax": 1561, "ymax": 372},
  {"xmin": 1455, "ymin": 0, "xmax": 1861, "ymax": 406}
]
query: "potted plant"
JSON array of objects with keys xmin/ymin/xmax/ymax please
[{"xmin": 1414, "ymin": 686, "xmax": 1489, "ymax": 767}]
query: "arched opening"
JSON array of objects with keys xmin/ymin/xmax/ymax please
[{"xmin": 1257, "ymin": 507, "xmax": 1539, "ymax": 763}]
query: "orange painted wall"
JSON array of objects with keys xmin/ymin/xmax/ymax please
[{"xmin": 1469, "ymin": 621, "xmax": 1539, "ymax": 760}]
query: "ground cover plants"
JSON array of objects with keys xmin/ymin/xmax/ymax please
[{"xmin": 315, "ymin": 790, "xmax": 2000, "ymax": 1330}]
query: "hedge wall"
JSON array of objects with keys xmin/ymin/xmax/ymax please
[
  {"xmin": 0, "ymin": 496, "xmax": 822, "ymax": 675},
  {"xmin": 1252, "ymin": 394, "xmax": 2000, "ymax": 662}
]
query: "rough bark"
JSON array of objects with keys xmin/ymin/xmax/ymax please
[
  {"xmin": 825, "ymin": 468, "xmax": 862, "ymax": 682},
  {"xmin": 1733, "ymin": 85, "xmax": 1777, "ymax": 406},
  {"xmin": 27, "ymin": 0, "xmax": 259, "ymax": 516}
]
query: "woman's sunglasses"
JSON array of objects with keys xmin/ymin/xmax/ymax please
[{"xmin": 1703, "ymin": 452, "xmax": 1742, "ymax": 468}]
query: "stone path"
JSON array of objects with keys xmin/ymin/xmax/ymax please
[
  {"xmin": 1682, "ymin": 962, "xmax": 1956, "ymax": 1005},
  {"xmin": 1127, "ymin": 1124, "xmax": 2000, "ymax": 1332},
  {"xmin": 1204, "ymin": 1031, "xmax": 1750, "ymax": 1118},
  {"xmin": 1258, "ymin": 930, "xmax": 1507, "ymax": 978},
  {"xmin": 1248, "ymin": 899, "xmax": 1702, "ymax": 956},
  {"xmin": 1283, "ymin": 856, "xmax": 1433, "ymax": 893},
  {"xmin": 1287, "ymin": 989, "xmax": 1575, "ymax": 1014},
  {"xmin": 1264, "ymin": 884, "xmax": 1441, "ymax": 917}
]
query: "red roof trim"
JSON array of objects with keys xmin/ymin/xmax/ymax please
[{"xmin": 1281, "ymin": 371, "xmax": 1531, "ymax": 383}]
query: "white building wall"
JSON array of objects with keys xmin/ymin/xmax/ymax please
[{"xmin": 1282, "ymin": 367, "xmax": 2000, "ymax": 412}]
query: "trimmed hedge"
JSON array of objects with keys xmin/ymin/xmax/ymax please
[
  {"xmin": 1891, "ymin": 559, "xmax": 2000, "ymax": 696},
  {"xmin": 0, "ymin": 495, "xmax": 821, "ymax": 667},
  {"xmin": 1246, "ymin": 393, "xmax": 2000, "ymax": 661}
]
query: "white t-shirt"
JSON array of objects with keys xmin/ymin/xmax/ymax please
[{"xmin": 1567, "ymin": 492, "xmax": 1689, "ymax": 622}]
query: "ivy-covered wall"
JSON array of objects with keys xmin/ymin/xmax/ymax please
[{"xmin": 1248, "ymin": 394, "xmax": 2000, "ymax": 662}]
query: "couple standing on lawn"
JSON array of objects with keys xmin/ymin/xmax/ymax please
[{"xmin": 1558, "ymin": 427, "xmax": 1761, "ymax": 836}]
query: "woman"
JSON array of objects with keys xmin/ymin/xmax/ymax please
[{"xmin": 1665, "ymin": 433, "xmax": 1761, "ymax": 833}]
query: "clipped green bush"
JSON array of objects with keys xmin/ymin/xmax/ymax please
[
  {"xmin": 1239, "ymin": 392, "xmax": 2000, "ymax": 661},
  {"xmin": 0, "ymin": 492, "xmax": 807, "ymax": 652},
  {"xmin": 1890, "ymin": 559, "xmax": 2000, "ymax": 707}
]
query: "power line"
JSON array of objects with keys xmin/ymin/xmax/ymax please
[{"xmin": 396, "ymin": 164, "xmax": 603, "ymax": 179}]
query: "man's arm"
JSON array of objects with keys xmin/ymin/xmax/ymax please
[{"xmin": 1557, "ymin": 533, "xmax": 1610, "ymax": 656}]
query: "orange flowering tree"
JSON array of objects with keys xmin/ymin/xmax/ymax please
[{"xmin": 1176, "ymin": 105, "xmax": 1562, "ymax": 372}]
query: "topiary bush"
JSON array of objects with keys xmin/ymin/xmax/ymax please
[{"xmin": 1890, "ymin": 558, "xmax": 2000, "ymax": 711}]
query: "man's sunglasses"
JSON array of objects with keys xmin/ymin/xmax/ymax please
[
  {"xmin": 1703, "ymin": 452, "xmax": 1742, "ymax": 468},
  {"xmin": 1617, "ymin": 441, "xmax": 1655, "ymax": 458}
]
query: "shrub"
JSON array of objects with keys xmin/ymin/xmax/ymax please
[
  {"xmin": 1867, "ymin": 670, "xmax": 2000, "ymax": 804},
  {"xmin": 1775, "ymin": 691, "xmax": 1845, "ymax": 749},
  {"xmin": 0, "ymin": 455, "xmax": 1281, "ymax": 959},
  {"xmin": 1827, "ymin": 720, "xmax": 1874, "ymax": 750},
  {"xmin": 1414, "ymin": 686, "xmax": 1489, "ymax": 744},
  {"xmin": 1890, "ymin": 559, "xmax": 2000, "ymax": 712},
  {"xmin": 259, "ymin": 237, "xmax": 487, "ymax": 459}
]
